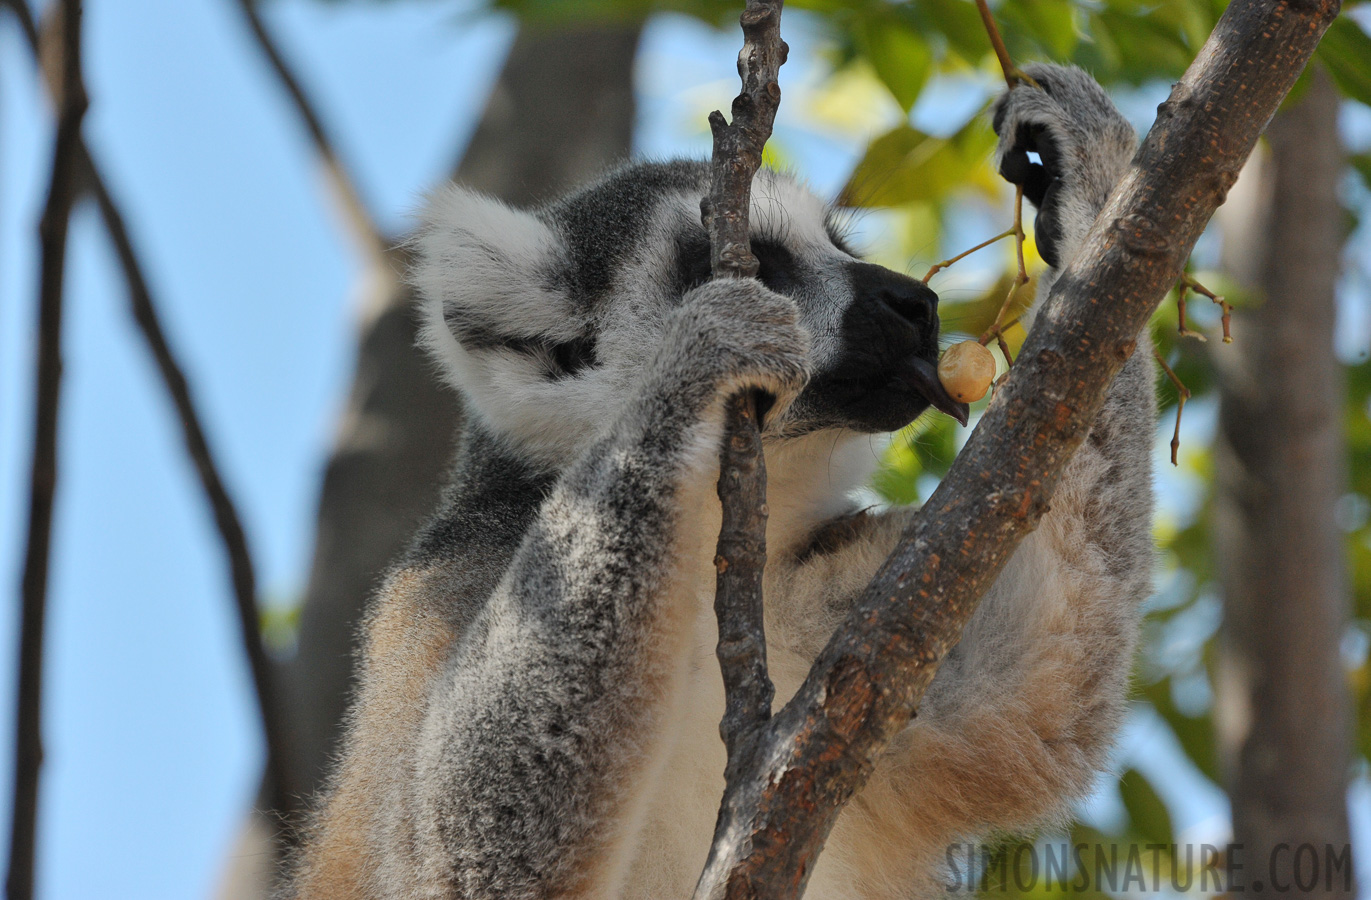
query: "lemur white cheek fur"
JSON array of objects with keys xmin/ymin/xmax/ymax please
[{"xmin": 287, "ymin": 63, "xmax": 1154, "ymax": 900}]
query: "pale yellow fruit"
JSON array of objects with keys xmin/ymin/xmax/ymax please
[{"xmin": 938, "ymin": 341, "xmax": 996, "ymax": 403}]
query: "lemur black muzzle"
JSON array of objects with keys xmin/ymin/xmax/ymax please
[{"xmin": 797, "ymin": 263, "xmax": 969, "ymax": 432}]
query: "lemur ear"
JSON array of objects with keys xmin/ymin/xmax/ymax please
[{"xmin": 413, "ymin": 185, "xmax": 579, "ymax": 383}]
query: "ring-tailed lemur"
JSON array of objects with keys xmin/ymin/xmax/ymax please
[{"xmin": 288, "ymin": 64, "xmax": 1154, "ymax": 899}]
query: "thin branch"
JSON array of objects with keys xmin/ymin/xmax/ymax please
[
  {"xmin": 702, "ymin": 0, "xmax": 787, "ymax": 756},
  {"xmin": 698, "ymin": 0, "xmax": 1339, "ymax": 894},
  {"xmin": 1154, "ymin": 347, "xmax": 1191, "ymax": 466},
  {"xmin": 3, "ymin": 0, "xmax": 289, "ymax": 808},
  {"xmin": 233, "ymin": 0, "xmax": 388, "ymax": 263},
  {"xmin": 696, "ymin": 2, "xmax": 786, "ymax": 897},
  {"xmin": 974, "ymin": 0, "xmax": 1037, "ymax": 89},
  {"xmin": 920, "ymin": 226, "xmax": 1015, "ymax": 284},
  {"xmin": 8, "ymin": 1, "xmax": 86, "ymax": 897},
  {"xmin": 711, "ymin": 391, "xmax": 772, "ymax": 758},
  {"xmin": 952, "ymin": 0, "xmax": 1034, "ymax": 369},
  {"xmin": 978, "ymin": 183, "xmax": 1030, "ymax": 362},
  {"xmin": 1176, "ymin": 281, "xmax": 1208, "ymax": 340},
  {"xmin": 1183, "ymin": 272, "xmax": 1233, "ymax": 342},
  {"xmin": 975, "ymin": 0, "xmax": 1016, "ymax": 88}
]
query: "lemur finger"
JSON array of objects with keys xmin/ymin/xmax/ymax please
[
  {"xmin": 1000, "ymin": 123, "xmax": 1063, "ymax": 199},
  {"xmin": 995, "ymin": 117, "xmax": 1067, "ymax": 267},
  {"xmin": 1035, "ymin": 180, "xmax": 1065, "ymax": 268}
]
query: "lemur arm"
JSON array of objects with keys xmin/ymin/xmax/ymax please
[
  {"xmin": 797, "ymin": 65, "xmax": 1155, "ymax": 887},
  {"xmin": 396, "ymin": 280, "xmax": 807, "ymax": 899}
]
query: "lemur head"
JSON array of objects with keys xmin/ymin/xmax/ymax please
[{"xmin": 414, "ymin": 160, "xmax": 965, "ymax": 465}]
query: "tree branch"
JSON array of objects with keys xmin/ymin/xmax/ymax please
[
  {"xmin": 7, "ymin": 1, "xmax": 86, "ymax": 897},
  {"xmin": 698, "ymin": 2, "xmax": 786, "ymax": 879},
  {"xmin": 233, "ymin": 0, "xmax": 388, "ymax": 263},
  {"xmin": 696, "ymin": 0, "xmax": 1340, "ymax": 895},
  {"xmin": 3, "ymin": 0, "xmax": 290, "ymax": 811}
]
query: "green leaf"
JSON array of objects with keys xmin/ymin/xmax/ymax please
[
  {"xmin": 839, "ymin": 119, "xmax": 996, "ymax": 208},
  {"xmin": 857, "ymin": 17, "xmax": 933, "ymax": 113},
  {"xmin": 1078, "ymin": 9, "xmax": 1193, "ymax": 83},
  {"xmin": 1351, "ymin": 153, "xmax": 1371, "ymax": 194},
  {"xmin": 1142, "ymin": 680, "xmax": 1219, "ymax": 781},
  {"xmin": 1119, "ymin": 768, "xmax": 1174, "ymax": 847},
  {"xmin": 1001, "ymin": 0, "xmax": 1080, "ymax": 60},
  {"xmin": 910, "ymin": 0, "xmax": 992, "ymax": 63},
  {"xmin": 1317, "ymin": 17, "xmax": 1371, "ymax": 107},
  {"xmin": 1349, "ymin": 539, "xmax": 1371, "ymax": 620},
  {"xmin": 871, "ymin": 414, "xmax": 958, "ymax": 505},
  {"xmin": 871, "ymin": 436, "xmax": 924, "ymax": 505}
]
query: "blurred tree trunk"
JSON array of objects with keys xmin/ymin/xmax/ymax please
[
  {"xmin": 216, "ymin": 22, "xmax": 641, "ymax": 899},
  {"xmin": 1214, "ymin": 70, "xmax": 1353, "ymax": 898},
  {"xmin": 278, "ymin": 21, "xmax": 643, "ymax": 810}
]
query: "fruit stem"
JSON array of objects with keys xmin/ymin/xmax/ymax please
[
  {"xmin": 922, "ymin": 227, "xmax": 1017, "ymax": 284},
  {"xmin": 977, "ymin": 185, "xmax": 1031, "ymax": 363},
  {"xmin": 1153, "ymin": 346, "xmax": 1191, "ymax": 466}
]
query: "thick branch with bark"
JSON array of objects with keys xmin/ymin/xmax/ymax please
[
  {"xmin": 695, "ymin": 0, "xmax": 1340, "ymax": 895},
  {"xmin": 8, "ymin": 2, "xmax": 87, "ymax": 898},
  {"xmin": 699, "ymin": 0, "xmax": 786, "ymax": 856}
]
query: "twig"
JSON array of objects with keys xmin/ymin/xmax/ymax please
[
  {"xmin": 978, "ymin": 184, "xmax": 1031, "ymax": 365},
  {"xmin": 974, "ymin": 0, "xmax": 1039, "ymax": 89},
  {"xmin": 702, "ymin": 0, "xmax": 786, "ymax": 752},
  {"xmin": 711, "ymin": 391, "xmax": 773, "ymax": 759},
  {"xmin": 969, "ymin": 0, "xmax": 1035, "ymax": 374},
  {"xmin": 1154, "ymin": 347, "xmax": 1192, "ymax": 466},
  {"xmin": 234, "ymin": 0, "xmax": 388, "ymax": 263},
  {"xmin": 1182, "ymin": 273, "xmax": 1232, "ymax": 342},
  {"xmin": 1162, "ymin": 274, "xmax": 1218, "ymax": 465},
  {"xmin": 7, "ymin": 2, "xmax": 86, "ymax": 897},
  {"xmin": 1176, "ymin": 281, "xmax": 1207, "ymax": 340},
  {"xmin": 921, "ymin": 226, "xmax": 1015, "ymax": 283},
  {"xmin": 695, "ymin": 0, "xmax": 1338, "ymax": 893},
  {"xmin": 926, "ymin": 1, "xmax": 1036, "ymax": 369},
  {"xmin": 3, "ymin": 0, "xmax": 289, "ymax": 808},
  {"xmin": 695, "ymin": 1, "xmax": 785, "ymax": 897}
]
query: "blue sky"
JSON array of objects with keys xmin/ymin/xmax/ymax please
[
  {"xmin": 0, "ymin": 2, "xmax": 510, "ymax": 895},
  {"xmin": 3, "ymin": 1, "xmax": 1371, "ymax": 898},
  {"xmin": 0, "ymin": 4, "xmax": 882, "ymax": 895}
]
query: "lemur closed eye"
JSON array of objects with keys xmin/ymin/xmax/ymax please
[{"xmin": 287, "ymin": 64, "xmax": 1154, "ymax": 900}]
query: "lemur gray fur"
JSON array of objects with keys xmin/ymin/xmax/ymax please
[{"xmin": 287, "ymin": 64, "xmax": 1155, "ymax": 899}]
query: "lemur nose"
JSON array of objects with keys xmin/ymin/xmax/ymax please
[{"xmin": 848, "ymin": 262, "xmax": 938, "ymax": 326}]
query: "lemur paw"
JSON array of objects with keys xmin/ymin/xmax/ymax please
[
  {"xmin": 670, "ymin": 278, "xmax": 811, "ymax": 424},
  {"xmin": 991, "ymin": 63, "xmax": 1136, "ymax": 268}
]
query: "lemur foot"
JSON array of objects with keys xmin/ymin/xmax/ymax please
[{"xmin": 992, "ymin": 63, "xmax": 1136, "ymax": 268}]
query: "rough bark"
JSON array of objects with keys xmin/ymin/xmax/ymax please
[
  {"xmin": 9, "ymin": 3, "xmax": 86, "ymax": 898},
  {"xmin": 1214, "ymin": 69, "xmax": 1353, "ymax": 897},
  {"xmin": 702, "ymin": 0, "xmax": 785, "ymax": 812},
  {"xmin": 693, "ymin": 1, "xmax": 1339, "ymax": 895}
]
